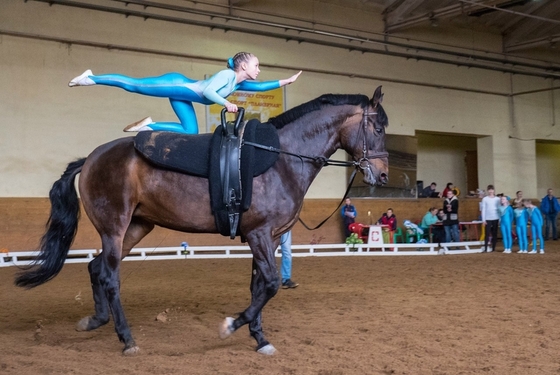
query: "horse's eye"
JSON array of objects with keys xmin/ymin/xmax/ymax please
[{"xmin": 375, "ymin": 127, "xmax": 383, "ymax": 134}]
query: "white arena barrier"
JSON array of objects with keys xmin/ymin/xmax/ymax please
[{"xmin": 0, "ymin": 241, "xmax": 485, "ymax": 268}]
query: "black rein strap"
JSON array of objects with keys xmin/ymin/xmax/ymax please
[{"xmin": 297, "ymin": 168, "xmax": 358, "ymax": 230}]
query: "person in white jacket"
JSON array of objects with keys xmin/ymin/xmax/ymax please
[{"xmin": 481, "ymin": 185, "xmax": 501, "ymax": 252}]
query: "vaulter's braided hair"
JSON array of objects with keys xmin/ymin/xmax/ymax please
[{"xmin": 227, "ymin": 52, "xmax": 255, "ymax": 71}]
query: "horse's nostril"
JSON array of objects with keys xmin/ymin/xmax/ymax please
[{"xmin": 380, "ymin": 173, "xmax": 388, "ymax": 184}]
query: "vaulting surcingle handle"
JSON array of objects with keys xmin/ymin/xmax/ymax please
[
  {"xmin": 220, "ymin": 107, "xmax": 245, "ymax": 137},
  {"xmin": 233, "ymin": 107, "xmax": 245, "ymax": 137}
]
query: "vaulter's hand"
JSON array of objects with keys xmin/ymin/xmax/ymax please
[
  {"xmin": 287, "ymin": 71, "xmax": 302, "ymax": 84},
  {"xmin": 225, "ymin": 101, "xmax": 238, "ymax": 113},
  {"xmin": 280, "ymin": 71, "xmax": 303, "ymax": 86}
]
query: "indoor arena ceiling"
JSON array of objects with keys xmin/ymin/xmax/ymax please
[
  {"xmin": 19, "ymin": 0, "xmax": 560, "ymax": 79},
  {"xmin": 365, "ymin": 0, "xmax": 560, "ymax": 52}
]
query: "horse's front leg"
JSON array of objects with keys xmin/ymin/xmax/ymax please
[
  {"xmin": 248, "ymin": 258, "xmax": 278, "ymax": 355},
  {"xmin": 219, "ymin": 233, "xmax": 280, "ymax": 354}
]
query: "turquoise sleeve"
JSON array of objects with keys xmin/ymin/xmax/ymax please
[
  {"xmin": 202, "ymin": 70, "xmax": 234, "ymax": 105},
  {"xmin": 238, "ymin": 80, "xmax": 281, "ymax": 92}
]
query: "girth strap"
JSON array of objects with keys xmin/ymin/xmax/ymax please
[{"xmin": 219, "ymin": 108, "xmax": 245, "ymax": 239}]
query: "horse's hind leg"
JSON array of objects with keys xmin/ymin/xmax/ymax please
[
  {"xmin": 76, "ymin": 220, "xmax": 154, "ymax": 335},
  {"xmin": 97, "ymin": 236, "xmax": 140, "ymax": 355},
  {"xmin": 106, "ymin": 220, "xmax": 155, "ymax": 355},
  {"xmin": 76, "ymin": 256, "xmax": 110, "ymax": 331}
]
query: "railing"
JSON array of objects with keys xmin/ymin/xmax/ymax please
[{"xmin": 0, "ymin": 241, "xmax": 485, "ymax": 268}]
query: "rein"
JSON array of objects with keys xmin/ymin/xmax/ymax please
[
  {"xmin": 242, "ymin": 141, "xmax": 355, "ymax": 168},
  {"xmin": 243, "ymin": 108, "xmax": 387, "ymax": 168},
  {"xmin": 243, "ymin": 107, "xmax": 388, "ymax": 231}
]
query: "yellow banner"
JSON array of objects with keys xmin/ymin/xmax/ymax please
[{"xmin": 206, "ymin": 87, "xmax": 285, "ymax": 133}]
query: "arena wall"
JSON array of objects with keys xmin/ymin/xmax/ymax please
[
  {"xmin": 1, "ymin": 197, "xmax": 484, "ymax": 252},
  {"xmin": 0, "ymin": 1, "xmax": 558, "ymax": 199}
]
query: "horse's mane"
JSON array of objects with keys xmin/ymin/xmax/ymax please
[
  {"xmin": 376, "ymin": 102, "xmax": 388, "ymax": 128},
  {"xmin": 268, "ymin": 94, "xmax": 370, "ymax": 129}
]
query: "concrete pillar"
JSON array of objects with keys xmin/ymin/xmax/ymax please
[
  {"xmin": 478, "ymin": 135, "xmax": 537, "ymax": 198},
  {"xmin": 477, "ymin": 136, "xmax": 494, "ymax": 192}
]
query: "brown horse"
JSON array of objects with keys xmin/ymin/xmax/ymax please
[{"xmin": 15, "ymin": 86, "xmax": 389, "ymax": 355}]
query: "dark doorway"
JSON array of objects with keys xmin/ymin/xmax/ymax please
[{"xmin": 465, "ymin": 150, "xmax": 478, "ymax": 193}]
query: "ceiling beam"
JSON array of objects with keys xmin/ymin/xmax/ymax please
[
  {"xmin": 501, "ymin": 0, "xmax": 551, "ymax": 32},
  {"xmin": 385, "ymin": 0, "xmax": 504, "ymax": 33},
  {"xmin": 503, "ymin": 3, "xmax": 560, "ymax": 48},
  {"xmin": 384, "ymin": 0, "xmax": 426, "ymax": 31},
  {"xmin": 505, "ymin": 33, "xmax": 560, "ymax": 52}
]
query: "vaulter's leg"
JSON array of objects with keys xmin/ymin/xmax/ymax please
[
  {"xmin": 144, "ymin": 99, "xmax": 199, "ymax": 134},
  {"xmin": 69, "ymin": 71, "xmax": 192, "ymax": 97}
]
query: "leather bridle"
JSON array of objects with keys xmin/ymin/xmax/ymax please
[
  {"xmin": 243, "ymin": 106, "xmax": 388, "ymax": 169},
  {"xmin": 243, "ymin": 107, "xmax": 389, "ymax": 231}
]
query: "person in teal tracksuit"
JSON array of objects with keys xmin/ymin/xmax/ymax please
[
  {"xmin": 499, "ymin": 196, "xmax": 514, "ymax": 253},
  {"xmin": 523, "ymin": 199, "xmax": 544, "ymax": 254},
  {"xmin": 69, "ymin": 52, "xmax": 302, "ymax": 134},
  {"xmin": 514, "ymin": 202, "xmax": 529, "ymax": 253}
]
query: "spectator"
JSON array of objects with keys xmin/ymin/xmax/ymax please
[
  {"xmin": 499, "ymin": 196, "xmax": 514, "ymax": 253},
  {"xmin": 540, "ymin": 188, "xmax": 560, "ymax": 241},
  {"xmin": 420, "ymin": 207, "xmax": 439, "ymax": 243},
  {"xmin": 378, "ymin": 208, "xmax": 397, "ymax": 243},
  {"xmin": 420, "ymin": 207, "xmax": 439, "ymax": 231},
  {"xmin": 439, "ymin": 182, "xmax": 454, "ymax": 198},
  {"xmin": 512, "ymin": 190, "xmax": 524, "ymax": 208},
  {"xmin": 341, "ymin": 198, "xmax": 357, "ymax": 238},
  {"xmin": 280, "ymin": 231, "xmax": 299, "ymax": 289},
  {"xmin": 442, "ymin": 189, "xmax": 460, "ymax": 242},
  {"xmin": 431, "ymin": 209, "xmax": 446, "ymax": 243},
  {"xmin": 524, "ymin": 199, "xmax": 545, "ymax": 254},
  {"xmin": 421, "ymin": 182, "xmax": 438, "ymax": 198},
  {"xmin": 377, "ymin": 208, "xmax": 397, "ymax": 230},
  {"xmin": 481, "ymin": 184, "xmax": 500, "ymax": 253}
]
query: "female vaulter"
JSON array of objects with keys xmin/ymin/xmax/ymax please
[{"xmin": 69, "ymin": 52, "xmax": 302, "ymax": 134}]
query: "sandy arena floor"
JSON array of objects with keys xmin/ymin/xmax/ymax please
[{"xmin": 1, "ymin": 244, "xmax": 560, "ymax": 375}]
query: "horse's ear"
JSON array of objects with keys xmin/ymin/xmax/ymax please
[{"xmin": 372, "ymin": 86, "xmax": 383, "ymax": 106}]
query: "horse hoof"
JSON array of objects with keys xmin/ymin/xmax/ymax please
[
  {"xmin": 257, "ymin": 344, "xmax": 277, "ymax": 355},
  {"xmin": 75, "ymin": 317, "xmax": 91, "ymax": 331},
  {"xmin": 123, "ymin": 346, "xmax": 140, "ymax": 356},
  {"xmin": 219, "ymin": 317, "xmax": 235, "ymax": 339}
]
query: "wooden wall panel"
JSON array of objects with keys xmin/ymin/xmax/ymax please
[{"xmin": 1, "ymin": 198, "xmax": 484, "ymax": 252}]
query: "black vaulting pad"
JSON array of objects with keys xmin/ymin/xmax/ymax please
[{"xmin": 133, "ymin": 119, "xmax": 280, "ymax": 237}]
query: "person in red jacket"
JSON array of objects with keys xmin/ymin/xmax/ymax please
[
  {"xmin": 377, "ymin": 208, "xmax": 397, "ymax": 243},
  {"xmin": 378, "ymin": 208, "xmax": 397, "ymax": 230}
]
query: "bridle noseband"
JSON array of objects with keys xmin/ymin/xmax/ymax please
[{"xmin": 356, "ymin": 107, "xmax": 389, "ymax": 170}]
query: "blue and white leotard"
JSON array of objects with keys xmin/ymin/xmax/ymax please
[
  {"xmin": 89, "ymin": 69, "xmax": 280, "ymax": 134},
  {"xmin": 499, "ymin": 205, "xmax": 514, "ymax": 250},
  {"xmin": 528, "ymin": 207, "xmax": 544, "ymax": 251},
  {"xmin": 514, "ymin": 207, "xmax": 529, "ymax": 251}
]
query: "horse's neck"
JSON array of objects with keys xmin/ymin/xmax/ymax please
[
  {"xmin": 278, "ymin": 110, "xmax": 348, "ymax": 158},
  {"xmin": 275, "ymin": 108, "xmax": 354, "ymax": 192}
]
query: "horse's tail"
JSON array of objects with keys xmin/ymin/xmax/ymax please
[{"xmin": 15, "ymin": 158, "xmax": 86, "ymax": 289}]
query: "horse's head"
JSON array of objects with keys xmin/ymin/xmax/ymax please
[{"xmin": 341, "ymin": 86, "xmax": 389, "ymax": 186}]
